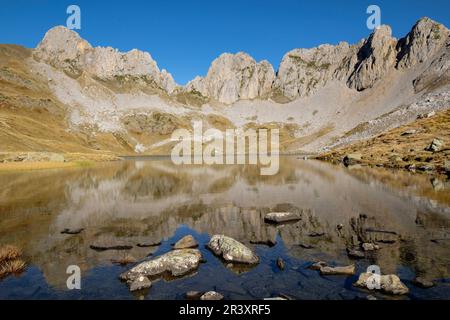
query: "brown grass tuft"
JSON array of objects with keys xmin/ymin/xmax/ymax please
[
  {"xmin": 0, "ymin": 259, "xmax": 26, "ymax": 278},
  {"xmin": 0, "ymin": 245, "xmax": 22, "ymax": 262}
]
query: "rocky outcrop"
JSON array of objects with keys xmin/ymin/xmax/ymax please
[
  {"xmin": 274, "ymin": 42, "xmax": 359, "ymax": 99},
  {"xmin": 186, "ymin": 52, "xmax": 275, "ymax": 104},
  {"xmin": 397, "ymin": 18, "xmax": 449, "ymax": 69},
  {"xmin": 32, "ymin": 18, "xmax": 449, "ymax": 106},
  {"xmin": 33, "ymin": 26, "xmax": 176, "ymax": 93},
  {"xmin": 347, "ymin": 26, "xmax": 397, "ymax": 91}
]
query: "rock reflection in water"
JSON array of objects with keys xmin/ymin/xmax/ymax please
[{"xmin": 0, "ymin": 157, "xmax": 449, "ymax": 299}]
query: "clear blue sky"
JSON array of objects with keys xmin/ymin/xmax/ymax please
[{"xmin": 1, "ymin": 0, "xmax": 449, "ymax": 84}]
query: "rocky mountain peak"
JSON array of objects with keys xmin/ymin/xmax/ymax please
[
  {"xmin": 186, "ymin": 52, "xmax": 275, "ymax": 104},
  {"xmin": 397, "ymin": 17, "xmax": 450, "ymax": 69},
  {"xmin": 347, "ymin": 25, "xmax": 397, "ymax": 91},
  {"xmin": 33, "ymin": 26, "xmax": 176, "ymax": 93}
]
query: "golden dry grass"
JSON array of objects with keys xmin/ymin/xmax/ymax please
[
  {"xmin": 0, "ymin": 244, "xmax": 26, "ymax": 278},
  {"xmin": 0, "ymin": 244, "xmax": 22, "ymax": 262},
  {"xmin": 0, "ymin": 259, "xmax": 26, "ymax": 278},
  {"xmin": 318, "ymin": 109, "xmax": 450, "ymax": 173}
]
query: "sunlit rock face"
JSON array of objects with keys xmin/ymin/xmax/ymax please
[
  {"xmin": 347, "ymin": 25, "xmax": 398, "ymax": 91},
  {"xmin": 186, "ymin": 52, "xmax": 275, "ymax": 104},
  {"xmin": 33, "ymin": 26, "xmax": 176, "ymax": 93},
  {"xmin": 397, "ymin": 17, "xmax": 450, "ymax": 69}
]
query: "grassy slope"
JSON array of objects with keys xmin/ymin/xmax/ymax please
[
  {"xmin": 0, "ymin": 45, "xmax": 134, "ymax": 161},
  {"xmin": 318, "ymin": 109, "xmax": 450, "ymax": 173}
]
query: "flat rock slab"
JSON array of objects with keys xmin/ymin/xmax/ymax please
[
  {"xmin": 120, "ymin": 248, "xmax": 202, "ymax": 283},
  {"xmin": 309, "ymin": 261, "xmax": 355, "ymax": 275},
  {"xmin": 208, "ymin": 235, "xmax": 259, "ymax": 264},
  {"xmin": 354, "ymin": 272, "xmax": 409, "ymax": 295},
  {"xmin": 264, "ymin": 212, "xmax": 301, "ymax": 224},
  {"xmin": 173, "ymin": 235, "xmax": 198, "ymax": 249}
]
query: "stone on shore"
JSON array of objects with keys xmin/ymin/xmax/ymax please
[
  {"xmin": 412, "ymin": 277, "xmax": 435, "ymax": 289},
  {"xmin": 343, "ymin": 153, "xmax": 362, "ymax": 166},
  {"xmin": 207, "ymin": 235, "xmax": 259, "ymax": 264},
  {"xmin": 186, "ymin": 291, "xmax": 203, "ymax": 300},
  {"xmin": 425, "ymin": 138, "xmax": 443, "ymax": 152}
]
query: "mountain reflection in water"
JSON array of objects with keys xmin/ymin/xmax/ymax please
[{"xmin": 0, "ymin": 157, "xmax": 449, "ymax": 299}]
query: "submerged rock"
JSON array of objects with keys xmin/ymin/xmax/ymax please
[
  {"xmin": 186, "ymin": 291, "xmax": 203, "ymax": 300},
  {"xmin": 276, "ymin": 258, "xmax": 285, "ymax": 270},
  {"xmin": 207, "ymin": 235, "xmax": 259, "ymax": 264},
  {"xmin": 412, "ymin": 277, "xmax": 435, "ymax": 288},
  {"xmin": 320, "ymin": 265, "xmax": 355, "ymax": 276},
  {"xmin": 200, "ymin": 291, "xmax": 224, "ymax": 300},
  {"xmin": 354, "ymin": 273, "xmax": 409, "ymax": 295},
  {"xmin": 120, "ymin": 249, "xmax": 202, "ymax": 282},
  {"xmin": 129, "ymin": 276, "xmax": 151, "ymax": 292},
  {"xmin": 309, "ymin": 261, "xmax": 355, "ymax": 275},
  {"xmin": 264, "ymin": 212, "xmax": 301, "ymax": 224},
  {"xmin": 173, "ymin": 235, "xmax": 198, "ymax": 249}
]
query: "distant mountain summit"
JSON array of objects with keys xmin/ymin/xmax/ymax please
[{"xmin": 0, "ymin": 17, "xmax": 449, "ymax": 156}]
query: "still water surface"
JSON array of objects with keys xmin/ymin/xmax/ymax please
[{"xmin": 0, "ymin": 157, "xmax": 449, "ymax": 299}]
